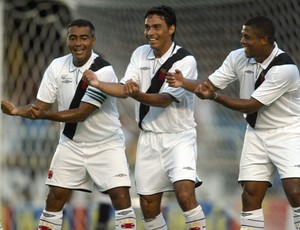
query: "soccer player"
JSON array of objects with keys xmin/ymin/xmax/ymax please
[
  {"xmin": 1, "ymin": 19, "xmax": 136, "ymax": 230},
  {"xmin": 166, "ymin": 16, "xmax": 300, "ymax": 230},
  {"xmin": 82, "ymin": 5, "xmax": 206, "ymax": 230}
]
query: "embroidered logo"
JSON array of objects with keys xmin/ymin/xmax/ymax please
[
  {"xmin": 140, "ymin": 67, "xmax": 150, "ymax": 71},
  {"xmin": 61, "ymin": 74, "xmax": 72, "ymax": 84},
  {"xmin": 114, "ymin": 173, "xmax": 127, "ymax": 177},
  {"xmin": 48, "ymin": 170, "xmax": 53, "ymax": 179}
]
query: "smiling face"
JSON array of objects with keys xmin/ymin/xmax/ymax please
[
  {"xmin": 67, "ymin": 26, "xmax": 96, "ymax": 67},
  {"xmin": 144, "ymin": 14, "xmax": 175, "ymax": 58},
  {"xmin": 240, "ymin": 25, "xmax": 270, "ymax": 63}
]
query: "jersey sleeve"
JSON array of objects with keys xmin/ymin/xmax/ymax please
[
  {"xmin": 36, "ymin": 62, "xmax": 58, "ymax": 103},
  {"xmin": 82, "ymin": 65, "xmax": 118, "ymax": 108},
  {"xmin": 251, "ymin": 64, "xmax": 299, "ymax": 106},
  {"xmin": 162, "ymin": 55, "xmax": 198, "ymax": 102},
  {"xmin": 208, "ymin": 50, "xmax": 240, "ymax": 89}
]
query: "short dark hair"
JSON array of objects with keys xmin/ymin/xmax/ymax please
[
  {"xmin": 244, "ymin": 16, "xmax": 275, "ymax": 44},
  {"xmin": 144, "ymin": 5, "xmax": 177, "ymax": 40},
  {"xmin": 67, "ymin": 19, "xmax": 95, "ymax": 37}
]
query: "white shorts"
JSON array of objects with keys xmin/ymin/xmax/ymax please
[
  {"xmin": 135, "ymin": 128, "xmax": 199, "ymax": 195},
  {"xmin": 239, "ymin": 122, "xmax": 300, "ymax": 184},
  {"xmin": 46, "ymin": 130, "xmax": 131, "ymax": 192}
]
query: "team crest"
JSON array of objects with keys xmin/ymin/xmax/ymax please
[{"xmin": 159, "ymin": 68, "xmax": 167, "ymax": 81}]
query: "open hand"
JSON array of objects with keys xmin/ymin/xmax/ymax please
[
  {"xmin": 82, "ymin": 69, "xmax": 99, "ymax": 88},
  {"xmin": 166, "ymin": 69, "xmax": 184, "ymax": 88}
]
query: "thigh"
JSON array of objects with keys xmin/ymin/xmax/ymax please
[
  {"xmin": 87, "ymin": 136, "xmax": 131, "ymax": 192},
  {"xmin": 135, "ymin": 132, "xmax": 171, "ymax": 195},
  {"xmin": 238, "ymin": 128, "xmax": 276, "ymax": 184},
  {"xmin": 46, "ymin": 141, "xmax": 93, "ymax": 192},
  {"xmin": 268, "ymin": 124, "xmax": 300, "ymax": 179},
  {"xmin": 165, "ymin": 129, "xmax": 198, "ymax": 183}
]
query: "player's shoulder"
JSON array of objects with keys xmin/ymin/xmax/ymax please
[{"xmin": 50, "ymin": 53, "xmax": 72, "ymax": 67}]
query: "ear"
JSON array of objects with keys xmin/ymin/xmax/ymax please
[
  {"xmin": 261, "ymin": 36, "xmax": 269, "ymax": 45},
  {"xmin": 169, "ymin": 25, "xmax": 175, "ymax": 37}
]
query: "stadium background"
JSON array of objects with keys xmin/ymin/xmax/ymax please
[{"xmin": 0, "ymin": 0, "xmax": 299, "ymax": 229}]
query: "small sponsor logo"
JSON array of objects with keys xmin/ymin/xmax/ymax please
[
  {"xmin": 114, "ymin": 173, "xmax": 127, "ymax": 177},
  {"xmin": 140, "ymin": 67, "xmax": 150, "ymax": 71}
]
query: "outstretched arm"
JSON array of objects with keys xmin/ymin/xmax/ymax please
[
  {"xmin": 195, "ymin": 81, "xmax": 263, "ymax": 114},
  {"xmin": 83, "ymin": 69, "xmax": 127, "ymax": 98},
  {"xmin": 1, "ymin": 99, "xmax": 50, "ymax": 118},
  {"xmin": 166, "ymin": 69, "xmax": 202, "ymax": 92},
  {"xmin": 124, "ymin": 79, "xmax": 175, "ymax": 108},
  {"xmin": 27, "ymin": 102, "xmax": 97, "ymax": 122}
]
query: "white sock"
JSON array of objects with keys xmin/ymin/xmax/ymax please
[
  {"xmin": 183, "ymin": 205, "xmax": 206, "ymax": 230},
  {"xmin": 115, "ymin": 207, "xmax": 136, "ymax": 230},
  {"xmin": 0, "ymin": 219, "xmax": 2, "ymax": 230},
  {"xmin": 143, "ymin": 212, "xmax": 168, "ymax": 230},
  {"xmin": 293, "ymin": 207, "xmax": 300, "ymax": 230},
  {"xmin": 38, "ymin": 209, "xmax": 63, "ymax": 230},
  {"xmin": 240, "ymin": 208, "xmax": 264, "ymax": 230}
]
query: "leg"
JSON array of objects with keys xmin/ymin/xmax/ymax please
[
  {"xmin": 241, "ymin": 181, "xmax": 269, "ymax": 211},
  {"xmin": 174, "ymin": 180, "xmax": 206, "ymax": 230},
  {"xmin": 140, "ymin": 193, "xmax": 167, "ymax": 230},
  {"xmin": 240, "ymin": 181, "xmax": 269, "ymax": 230},
  {"xmin": 282, "ymin": 178, "xmax": 300, "ymax": 230},
  {"xmin": 108, "ymin": 187, "xmax": 136, "ymax": 230},
  {"xmin": 173, "ymin": 180, "xmax": 198, "ymax": 211},
  {"xmin": 38, "ymin": 186, "xmax": 72, "ymax": 230}
]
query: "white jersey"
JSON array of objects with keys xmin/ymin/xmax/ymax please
[
  {"xmin": 37, "ymin": 52, "xmax": 123, "ymax": 142},
  {"xmin": 208, "ymin": 42, "xmax": 300, "ymax": 129},
  {"xmin": 120, "ymin": 43, "xmax": 197, "ymax": 133}
]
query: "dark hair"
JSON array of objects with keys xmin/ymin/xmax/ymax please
[
  {"xmin": 144, "ymin": 5, "xmax": 177, "ymax": 40},
  {"xmin": 67, "ymin": 19, "xmax": 95, "ymax": 37},
  {"xmin": 244, "ymin": 16, "xmax": 275, "ymax": 44}
]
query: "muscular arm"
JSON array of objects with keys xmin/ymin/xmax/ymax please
[
  {"xmin": 28, "ymin": 102, "xmax": 97, "ymax": 122},
  {"xmin": 83, "ymin": 69, "xmax": 127, "ymax": 98},
  {"xmin": 166, "ymin": 69, "xmax": 218, "ymax": 92},
  {"xmin": 195, "ymin": 82, "xmax": 263, "ymax": 114},
  {"xmin": 1, "ymin": 99, "xmax": 51, "ymax": 118},
  {"xmin": 124, "ymin": 79, "xmax": 175, "ymax": 108}
]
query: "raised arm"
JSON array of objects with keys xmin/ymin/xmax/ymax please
[
  {"xmin": 83, "ymin": 69, "xmax": 127, "ymax": 98},
  {"xmin": 195, "ymin": 81, "xmax": 263, "ymax": 114},
  {"xmin": 1, "ymin": 99, "xmax": 50, "ymax": 118},
  {"xmin": 27, "ymin": 102, "xmax": 97, "ymax": 122},
  {"xmin": 124, "ymin": 79, "xmax": 175, "ymax": 108},
  {"xmin": 166, "ymin": 69, "xmax": 202, "ymax": 92}
]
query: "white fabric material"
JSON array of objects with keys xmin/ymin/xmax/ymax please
[
  {"xmin": 208, "ymin": 42, "xmax": 300, "ymax": 129},
  {"xmin": 240, "ymin": 208, "xmax": 264, "ymax": 230},
  {"xmin": 115, "ymin": 207, "xmax": 137, "ymax": 230},
  {"xmin": 46, "ymin": 130, "xmax": 131, "ymax": 192},
  {"xmin": 143, "ymin": 212, "xmax": 168, "ymax": 230},
  {"xmin": 135, "ymin": 128, "xmax": 198, "ymax": 194},
  {"xmin": 37, "ymin": 52, "xmax": 122, "ymax": 142},
  {"xmin": 183, "ymin": 205, "xmax": 206, "ymax": 230},
  {"xmin": 239, "ymin": 122, "xmax": 300, "ymax": 183},
  {"xmin": 120, "ymin": 43, "xmax": 197, "ymax": 133},
  {"xmin": 38, "ymin": 209, "xmax": 63, "ymax": 230}
]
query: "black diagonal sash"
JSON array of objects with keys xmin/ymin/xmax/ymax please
[
  {"xmin": 63, "ymin": 56, "xmax": 110, "ymax": 139},
  {"xmin": 246, "ymin": 53, "xmax": 295, "ymax": 128},
  {"xmin": 138, "ymin": 47, "xmax": 191, "ymax": 130}
]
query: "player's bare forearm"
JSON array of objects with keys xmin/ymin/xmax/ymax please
[
  {"xmin": 212, "ymin": 94, "xmax": 262, "ymax": 114},
  {"xmin": 1, "ymin": 100, "xmax": 32, "ymax": 117},
  {"xmin": 130, "ymin": 92, "xmax": 173, "ymax": 108}
]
